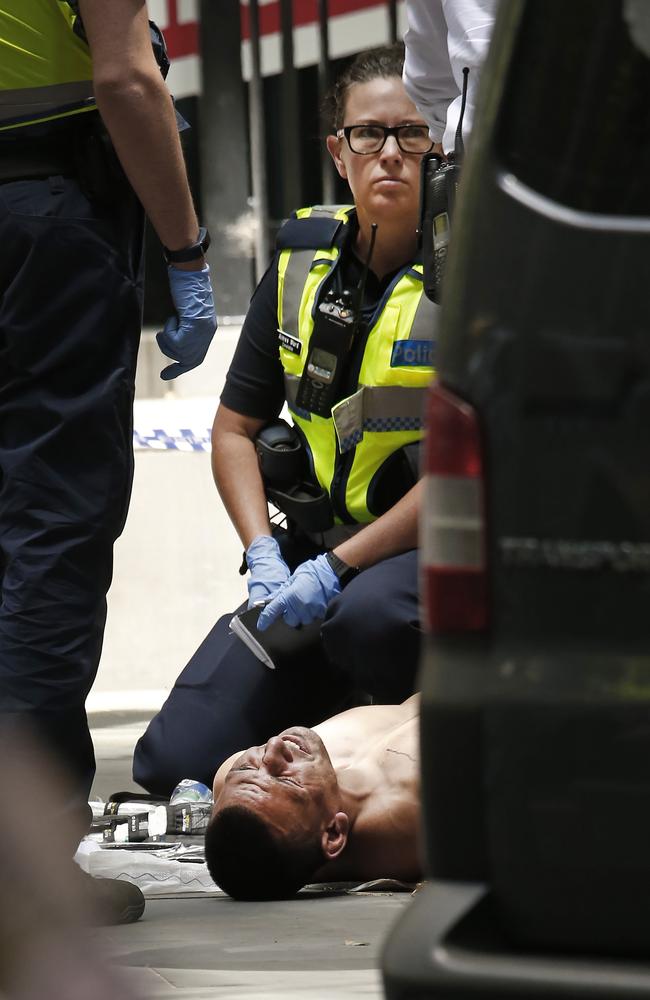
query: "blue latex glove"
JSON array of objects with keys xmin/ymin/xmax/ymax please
[
  {"xmin": 257, "ymin": 554, "xmax": 341, "ymax": 630},
  {"xmin": 156, "ymin": 265, "xmax": 217, "ymax": 380},
  {"xmin": 245, "ymin": 534, "xmax": 291, "ymax": 608}
]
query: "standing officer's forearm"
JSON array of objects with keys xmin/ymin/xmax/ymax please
[
  {"xmin": 93, "ymin": 72, "xmax": 201, "ymax": 257},
  {"xmin": 78, "ymin": 0, "xmax": 201, "ymax": 258}
]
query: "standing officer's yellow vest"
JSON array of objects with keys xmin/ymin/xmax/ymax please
[
  {"xmin": 277, "ymin": 205, "xmax": 438, "ymax": 525},
  {"xmin": 0, "ymin": 1, "xmax": 94, "ymax": 132}
]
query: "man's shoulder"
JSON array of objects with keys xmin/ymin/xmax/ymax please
[
  {"xmin": 317, "ymin": 699, "xmax": 419, "ymax": 767},
  {"xmin": 327, "ymin": 753, "xmax": 422, "ymax": 883},
  {"xmin": 399, "ymin": 693, "xmax": 420, "ymax": 716},
  {"xmin": 315, "ymin": 702, "xmax": 397, "ymax": 743}
]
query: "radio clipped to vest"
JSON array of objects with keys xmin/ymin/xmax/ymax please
[
  {"xmin": 295, "ymin": 223, "xmax": 378, "ymax": 418},
  {"xmin": 420, "ymin": 152, "xmax": 460, "ymax": 304},
  {"xmin": 295, "ymin": 288, "xmax": 355, "ymax": 417},
  {"xmin": 419, "ymin": 67, "xmax": 469, "ymax": 304}
]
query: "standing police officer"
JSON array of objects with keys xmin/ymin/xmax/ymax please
[{"xmin": 0, "ymin": 0, "xmax": 217, "ymax": 919}]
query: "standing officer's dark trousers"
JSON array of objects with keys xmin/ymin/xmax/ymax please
[
  {"xmin": 0, "ymin": 126, "xmax": 144, "ymax": 799},
  {"xmin": 134, "ymin": 537, "xmax": 420, "ymax": 797}
]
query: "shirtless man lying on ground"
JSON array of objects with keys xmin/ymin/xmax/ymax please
[{"xmin": 204, "ymin": 696, "xmax": 420, "ymax": 900}]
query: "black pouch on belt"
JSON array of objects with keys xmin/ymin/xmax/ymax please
[
  {"xmin": 255, "ymin": 420, "xmax": 335, "ymax": 534},
  {"xmin": 0, "ymin": 131, "xmax": 76, "ymax": 184}
]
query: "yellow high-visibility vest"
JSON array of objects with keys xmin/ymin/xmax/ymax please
[
  {"xmin": 0, "ymin": 1, "xmax": 95, "ymax": 132},
  {"xmin": 277, "ymin": 205, "xmax": 438, "ymax": 524}
]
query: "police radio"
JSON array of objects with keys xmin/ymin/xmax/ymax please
[
  {"xmin": 419, "ymin": 67, "xmax": 470, "ymax": 304},
  {"xmin": 295, "ymin": 223, "xmax": 378, "ymax": 418}
]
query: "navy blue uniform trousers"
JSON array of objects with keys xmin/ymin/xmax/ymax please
[
  {"xmin": 0, "ymin": 164, "xmax": 144, "ymax": 797},
  {"xmin": 134, "ymin": 539, "xmax": 421, "ymax": 796}
]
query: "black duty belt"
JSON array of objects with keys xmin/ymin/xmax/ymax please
[{"xmin": 0, "ymin": 139, "xmax": 77, "ymax": 184}]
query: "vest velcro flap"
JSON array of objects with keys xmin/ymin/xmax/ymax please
[{"xmin": 276, "ymin": 215, "xmax": 345, "ymax": 251}]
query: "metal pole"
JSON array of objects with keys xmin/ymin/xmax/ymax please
[
  {"xmin": 387, "ymin": 0, "xmax": 398, "ymax": 42},
  {"xmin": 248, "ymin": 0, "xmax": 270, "ymax": 281},
  {"xmin": 280, "ymin": 0, "xmax": 301, "ymax": 215},
  {"xmin": 198, "ymin": 0, "xmax": 252, "ymax": 315},
  {"xmin": 317, "ymin": 0, "xmax": 335, "ymax": 204}
]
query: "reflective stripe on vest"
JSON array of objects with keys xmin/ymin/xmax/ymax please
[
  {"xmin": 0, "ymin": 2, "xmax": 95, "ymax": 131},
  {"xmin": 277, "ymin": 205, "xmax": 439, "ymax": 524}
]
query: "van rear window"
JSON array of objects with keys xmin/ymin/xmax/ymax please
[{"xmin": 496, "ymin": 0, "xmax": 650, "ymax": 216}]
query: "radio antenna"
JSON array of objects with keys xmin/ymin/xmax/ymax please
[
  {"xmin": 454, "ymin": 67, "xmax": 470, "ymax": 162},
  {"xmin": 355, "ymin": 222, "xmax": 378, "ymax": 326}
]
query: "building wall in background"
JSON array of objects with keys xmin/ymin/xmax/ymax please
[
  {"xmin": 147, "ymin": 0, "xmax": 405, "ymax": 94},
  {"xmin": 240, "ymin": 0, "xmax": 405, "ymax": 77}
]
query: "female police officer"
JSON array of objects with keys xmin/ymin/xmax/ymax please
[{"xmin": 135, "ymin": 43, "xmax": 437, "ymax": 795}]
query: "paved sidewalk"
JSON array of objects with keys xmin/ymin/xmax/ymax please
[{"xmin": 101, "ymin": 896, "xmax": 400, "ymax": 999}]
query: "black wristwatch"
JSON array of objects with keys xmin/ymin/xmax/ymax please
[
  {"xmin": 163, "ymin": 226, "xmax": 211, "ymax": 265},
  {"xmin": 325, "ymin": 550, "xmax": 360, "ymax": 589}
]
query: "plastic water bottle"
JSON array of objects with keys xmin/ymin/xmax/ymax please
[{"xmin": 169, "ymin": 778, "xmax": 213, "ymax": 805}]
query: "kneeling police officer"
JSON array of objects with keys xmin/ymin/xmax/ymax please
[
  {"xmin": 134, "ymin": 44, "xmax": 437, "ymax": 797},
  {"xmin": 0, "ymin": 0, "xmax": 217, "ymax": 923}
]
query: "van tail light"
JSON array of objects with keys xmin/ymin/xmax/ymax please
[{"xmin": 421, "ymin": 382, "xmax": 488, "ymax": 633}]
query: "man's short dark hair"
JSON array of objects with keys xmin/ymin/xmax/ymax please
[{"xmin": 205, "ymin": 805, "xmax": 325, "ymax": 901}]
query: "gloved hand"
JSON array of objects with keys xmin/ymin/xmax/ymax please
[
  {"xmin": 245, "ymin": 534, "xmax": 291, "ymax": 608},
  {"xmin": 156, "ymin": 265, "xmax": 218, "ymax": 380},
  {"xmin": 257, "ymin": 554, "xmax": 341, "ymax": 630}
]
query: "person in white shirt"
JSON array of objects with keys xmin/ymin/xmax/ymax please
[{"xmin": 403, "ymin": 0, "xmax": 497, "ymax": 154}]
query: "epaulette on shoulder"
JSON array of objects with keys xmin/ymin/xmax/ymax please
[{"xmin": 275, "ymin": 208, "xmax": 352, "ymax": 252}]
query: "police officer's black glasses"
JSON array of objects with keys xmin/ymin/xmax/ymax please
[{"xmin": 337, "ymin": 124, "xmax": 434, "ymax": 155}]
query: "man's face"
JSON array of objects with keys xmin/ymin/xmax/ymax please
[{"xmin": 213, "ymin": 727, "xmax": 340, "ymax": 841}]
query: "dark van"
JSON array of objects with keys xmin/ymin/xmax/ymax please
[{"xmin": 384, "ymin": 0, "xmax": 650, "ymax": 996}]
